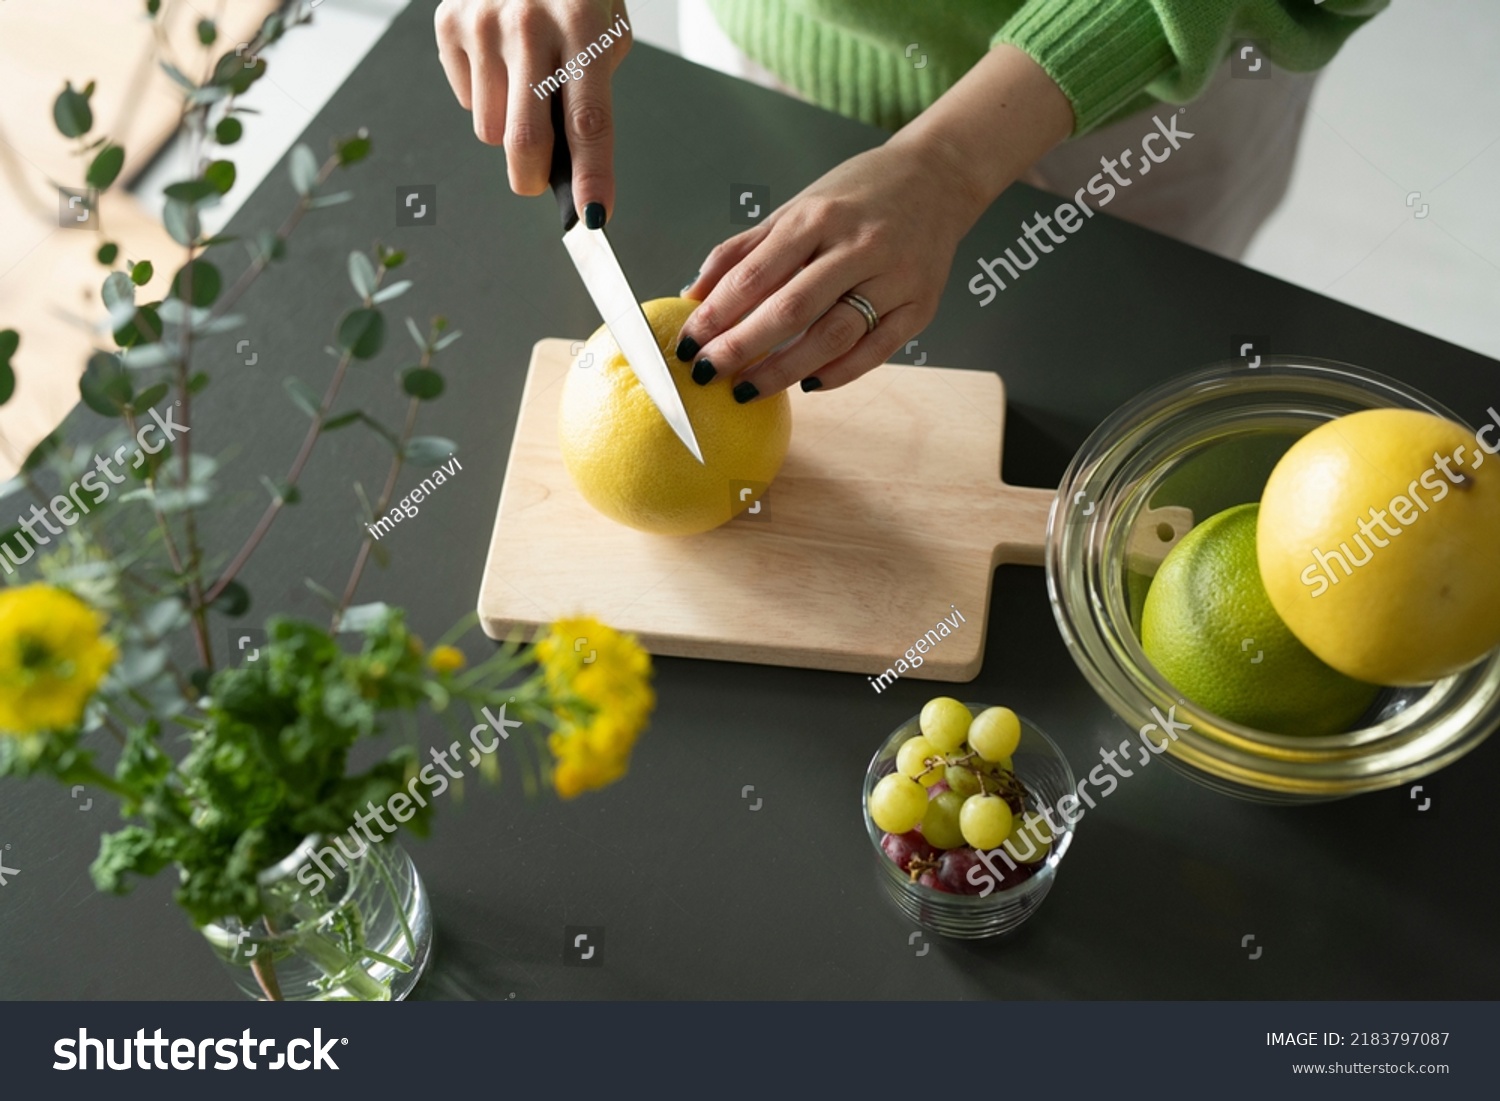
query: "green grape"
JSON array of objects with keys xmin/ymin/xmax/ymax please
[
  {"xmin": 896, "ymin": 735, "xmax": 945, "ymax": 787},
  {"xmin": 969, "ymin": 706, "xmax": 1021, "ymax": 762},
  {"xmin": 868, "ymin": 773, "xmax": 928, "ymax": 834},
  {"xmin": 919, "ymin": 697, "xmax": 972, "ymax": 753},
  {"xmin": 945, "ymin": 763, "xmax": 982, "ymax": 797},
  {"xmin": 1001, "ymin": 811, "xmax": 1053, "ymax": 864},
  {"xmin": 959, "ymin": 793, "xmax": 1014, "ymax": 850},
  {"xmin": 921, "ymin": 789, "xmax": 967, "ymax": 850},
  {"xmin": 977, "ymin": 756, "xmax": 1014, "ymax": 792}
]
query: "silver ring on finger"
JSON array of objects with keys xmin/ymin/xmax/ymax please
[{"xmin": 837, "ymin": 291, "xmax": 878, "ymax": 334}]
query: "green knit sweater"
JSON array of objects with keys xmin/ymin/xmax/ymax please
[{"xmin": 705, "ymin": 0, "xmax": 1387, "ymax": 134}]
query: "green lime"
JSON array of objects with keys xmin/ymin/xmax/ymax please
[{"xmin": 1140, "ymin": 503, "xmax": 1378, "ymax": 736}]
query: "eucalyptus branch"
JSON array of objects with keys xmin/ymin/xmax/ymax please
[
  {"xmin": 176, "ymin": 228, "xmax": 212, "ymax": 668},
  {"xmin": 330, "ymin": 393, "xmax": 420, "ymax": 633},
  {"xmin": 124, "ymin": 406, "xmax": 210, "ymax": 667},
  {"xmin": 209, "ymin": 154, "xmax": 339, "ymax": 324},
  {"xmin": 206, "ymin": 341, "xmax": 356, "ymax": 604},
  {"xmin": 208, "ymin": 253, "xmax": 389, "ymax": 604},
  {"xmin": 98, "ymin": 714, "xmax": 128, "ymax": 746}
]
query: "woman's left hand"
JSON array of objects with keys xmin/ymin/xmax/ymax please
[{"xmin": 673, "ymin": 137, "xmax": 985, "ymax": 401}]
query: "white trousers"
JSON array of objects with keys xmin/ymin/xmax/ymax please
[{"xmin": 678, "ymin": 0, "xmax": 1318, "ymax": 259}]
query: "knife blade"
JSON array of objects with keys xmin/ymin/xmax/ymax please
[{"xmin": 548, "ymin": 96, "xmax": 704, "ymax": 464}]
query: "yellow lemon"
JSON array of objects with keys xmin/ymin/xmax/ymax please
[
  {"xmin": 1141, "ymin": 504, "xmax": 1379, "ymax": 735},
  {"xmin": 558, "ymin": 297, "xmax": 792, "ymax": 535},
  {"xmin": 1258, "ymin": 409, "xmax": 1500, "ymax": 685}
]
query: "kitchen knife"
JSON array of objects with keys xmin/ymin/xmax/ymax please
[{"xmin": 548, "ymin": 96, "xmax": 704, "ymax": 464}]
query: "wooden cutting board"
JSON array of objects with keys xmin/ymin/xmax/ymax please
[{"xmin": 478, "ymin": 339, "xmax": 1054, "ymax": 682}]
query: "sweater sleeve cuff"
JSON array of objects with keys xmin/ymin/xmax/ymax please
[{"xmin": 992, "ymin": 1, "xmax": 1176, "ymax": 135}]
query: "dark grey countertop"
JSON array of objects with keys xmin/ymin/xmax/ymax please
[{"xmin": 2, "ymin": 0, "xmax": 1496, "ymax": 1000}]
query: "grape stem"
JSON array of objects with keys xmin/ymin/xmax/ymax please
[
  {"xmin": 915, "ymin": 750, "xmax": 1032, "ymax": 814},
  {"xmin": 907, "ymin": 855, "xmax": 941, "ymax": 883}
]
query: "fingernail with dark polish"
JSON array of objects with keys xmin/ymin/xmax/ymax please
[
  {"xmin": 675, "ymin": 336, "xmax": 700, "ymax": 363},
  {"xmin": 691, "ymin": 359, "xmax": 716, "ymax": 385},
  {"xmin": 800, "ymin": 377, "xmax": 823, "ymax": 392},
  {"xmin": 584, "ymin": 202, "xmax": 606, "ymax": 229},
  {"xmin": 732, "ymin": 381, "xmax": 758, "ymax": 404}
]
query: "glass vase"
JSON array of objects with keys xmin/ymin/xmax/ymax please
[{"xmin": 200, "ymin": 834, "xmax": 433, "ymax": 1001}]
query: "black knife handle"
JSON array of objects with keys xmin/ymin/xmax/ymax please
[{"xmin": 548, "ymin": 93, "xmax": 578, "ymax": 232}]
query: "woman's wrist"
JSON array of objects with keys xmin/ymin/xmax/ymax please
[{"xmin": 889, "ymin": 43, "xmax": 1075, "ymax": 228}]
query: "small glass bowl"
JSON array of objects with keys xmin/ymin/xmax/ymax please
[
  {"xmin": 862, "ymin": 705, "xmax": 1076, "ymax": 940},
  {"xmin": 1047, "ymin": 357, "xmax": 1500, "ymax": 803}
]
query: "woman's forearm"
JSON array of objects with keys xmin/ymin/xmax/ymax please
[{"xmin": 890, "ymin": 43, "xmax": 1075, "ymax": 229}]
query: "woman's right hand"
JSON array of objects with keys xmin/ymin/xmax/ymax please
[{"xmin": 436, "ymin": 0, "xmax": 631, "ymax": 222}]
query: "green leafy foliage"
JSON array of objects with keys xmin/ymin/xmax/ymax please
[
  {"xmin": 283, "ymin": 375, "xmax": 321, "ymax": 418},
  {"xmin": 0, "ymin": 329, "xmax": 17, "ymax": 406},
  {"xmin": 171, "ymin": 260, "xmax": 222, "ymax": 308},
  {"xmin": 405, "ymin": 437, "xmax": 457, "ymax": 466},
  {"xmin": 211, "ymin": 579, "xmax": 251, "ymax": 617},
  {"xmin": 80, "ymin": 352, "xmax": 131, "ymax": 416},
  {"xmin": 163, "ymin": 198, "xmax": 201, "ymax": 247},
  {"xmin": 205, "ymin": 159, "xmax": 236, "ymax": 195},
  {"xmin": 0, "ymin": 22, "xmax": 563, "ymax": 967},
  {"xmin": 86, "ymin": 144, "xmax": 125, "ymax": 189},
  {"xmin": 337, "ymin": 308, "xmax": 384, "ymax": 359},
  {"xmin": 53, "ymin": 81, "xmax": 93, "ymax": 138},
  {"xmin": 214, "ymin": 116, "xmax": 243, "ymax": 145},
  {"xmin": 211, "ymin": 52, "xmax": 266, "ymax": 96},
  {"xmin": 114, "ymin": 304, "xmax": 163, "ymax": 349},
  {"xmin": 164, "ymin": 178, "xmax": 218, "ymax": 204},
  {"xmin": 402, "ymin": 367, "xmax": 444, "ymax": 401},
  {"xmin": 288, "ymin": 144, "xmax": 319, "ymax": 196},
  {"xmin": 91, "ymin": 613, "xmax": 437, "ymax": 925},
  {"xmin": 335, "ymin": 130, "xmax": 371, "ymax": 166}
]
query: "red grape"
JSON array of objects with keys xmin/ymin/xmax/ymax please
[
  {"xmin": 918, "ymin": 869, "xmax": 948, "ymax": 892},
  {"xmin": 880, "ymin": 830, "xmax": 937, "ymax": 873}
]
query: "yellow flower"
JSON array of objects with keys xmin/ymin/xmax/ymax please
[
  {"xmin": 427, "ymin": 644, "xmax": 466, "ymax": 675},
  {"xmin": 535, "ymin": 617, "xmax": 653, "ymax": 798},
  {"xmin": 0, "ymin": 584, "xmax": 117, "ymax": 736}
]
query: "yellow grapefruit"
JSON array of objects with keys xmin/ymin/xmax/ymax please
[
  {"xmin": 1257, "ymin": 408, "xmax": 1500, "ymax": 685},
  {"xmin": 558, "ymin": 297, "xmax": 792, "ymax": 535}
]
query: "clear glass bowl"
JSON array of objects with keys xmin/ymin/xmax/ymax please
[
  {"xmin": 202, "ymin": 835, "xmax": 433, "ymax": 1001},
  {"xmin": 863, "ymin": 705, "xmax": 1076, "ymax": 939},
  {"xmin": 1047, "ymin": 357, "xmax": 1500, "ymax": 803}
]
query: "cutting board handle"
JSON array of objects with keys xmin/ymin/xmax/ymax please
[{"xmin": 986, "ymin": 484, "xmax": 1057, "ymax": 568}]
